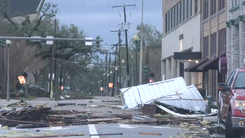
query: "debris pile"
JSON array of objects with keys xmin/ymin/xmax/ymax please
[{"xmin": 0, "ymin": 100, "xmax": 50, "ymax": 128}]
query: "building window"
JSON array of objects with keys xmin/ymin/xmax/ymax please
[
  {"xmin": 203, "ymin": 36, "xmax": 209, "ymax": 58},
  {"xmin": 218, "ymin": 28, "xmax": 226, "ymax": 53},
  {"xmin": 175, "ymin": 6, "xmax": 177, "ymax": 27},
  {"xmin": 166, "ymin": 12, "xmax": 170, "ymax": 33},
  {"xmin": 195, "ymin": 0, "xmax": 198, "ymax": 14},
  {"xmin": 210, "ymin": 33, "xmax": 217, "ymax": 57},
  {"xmin": 190, "ymin": 0, "xmax": 192, "ymax": 16},
  {"xmin": 165, "ymin": 13, "xmax": 168, "ymax": 33},
  {"xmin": 203, "ymin": 0, "xmax": 209, "ymax": 19},
  {"xmin": 179, "ymin": 2, "xmax": 182, "ymax": 24},
  {"xmin": 183, "ymin": 0, "xmax": 186, "ymax": 21},
  {"xmin": 186, "ymin": 0, "xmax": 190, "ymax": 18},
  {"xmin": 170, "ymin": 10, "xmax": 172, "ymax": 30},
  {"xmin": 232, "ymin": 0, "xmax": 239, "ymax": 7},
  {"xmin": 210, "ymin": 0, "xmax": 216, "ymax": 15},
  {"xmin": 171, "ymin": 9, "xmax": 174, "ymax": 29},
  {"xmin": 218, "ymin": 0, "xmax": 225, "ymax": 10}
]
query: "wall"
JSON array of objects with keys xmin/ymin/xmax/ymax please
[{"xmin": 162, "ymin": 13, "xmax": 201, "ymax": 59}]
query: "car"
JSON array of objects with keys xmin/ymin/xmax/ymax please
[{"xmin": 217, "ymin": 68, "xmax": 245, "ymax": 138}]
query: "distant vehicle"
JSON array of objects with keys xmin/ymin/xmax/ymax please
[{"xmin": 217, "ymin": 68, "xmax": 245, "ymax": 138}]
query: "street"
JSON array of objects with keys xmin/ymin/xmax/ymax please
[{"xmin": 0, "ymin": 123, "xmax": 182, "ymax": 138}]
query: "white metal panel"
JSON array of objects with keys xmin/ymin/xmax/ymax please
[{"xmin": 120, "ymin": 77, "xmax": 206, "ymax": 112}]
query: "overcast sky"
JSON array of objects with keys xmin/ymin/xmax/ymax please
[{"xmin": 45, "ymin": 0, "xmax": 162, "ymax": 48}]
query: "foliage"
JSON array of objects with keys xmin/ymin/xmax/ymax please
[
  {"xmin": 0, "ymin": 2, "xmax": 104, "ymax": 97},
  {"xmin": 128, "ymin": 24, "xmax": 163, "ymax": 83}
]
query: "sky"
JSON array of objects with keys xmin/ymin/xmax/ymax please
[{"xmin": 45, "ymin": 0, "xmax": 163, "ymax": 49}]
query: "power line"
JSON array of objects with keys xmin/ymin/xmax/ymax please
[{"xmin": 112, "ymin": 4, "xmax": 136, "ymax": 88}]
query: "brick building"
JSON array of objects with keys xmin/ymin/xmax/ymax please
[{"xmin": 226, "ymin": 0, "xmax": 245, "ymax": 76}]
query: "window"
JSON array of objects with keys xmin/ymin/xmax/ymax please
[
  {"xmin": 177, "ymin": 4, "xmax": 179, "ymax": 25},
  {"xmin": 195, "ymin": 0, "xmax": 198, "ymax": 13},
  {"xmin": 210, "ymin": 33, "xmax": 217, "ymax": 57},
  {"xmin": 234, "ymin": 72, "xmax": 245, "ymax": 88},
  {"xmin": 227, "ymin": 71, "xmax": 236, "ymax": 86},
  {"xmin": 172, "ymin": 8, "xmax": 175, "ymax": 29},
  {"xmin": 218, "ymin": 28, "xmax": 226, "ymax": 53},
  {"xmin": 190, "ymin": 0, "xmax": 192, "ymax": 16},
  {"xmin": 170, "ymin": 10, "xmax": 172, "ymax": 30},
  {"xmin": 165, "ymin": 13, "xmax": 168, "ymax": 33},
  {"xmin": 171, "ymin": 9, "xmax": 174, "ymax": 29},
  {"xmin": 212, "ymin": 70, "xmax": 217, "ymax": 101},
  {"xmin": 167, "ymin": 12, "xmax": 170, "ymax": 32},
  {"xmin": 203, "ymin": 0, "xmax": 209, "ymax": 19},
  {"xmin": 218, "ymin": 0, "xmax": 225, "ymax": 10},
  {"xmin": 186, "ymin": 0, "xmax": 189, "ymax": 18},
  {"xmin": 232, "ymin": 0, "xmax": 239, "ymax": 7},
  {"xmin": 179, "ymin": 2, "xmax": 182, "ymax": 24},
  {"xmin": 175, "ymin": 6, "xmax": 177, "ymax": 27},
  {"xmin": 210, "ymin": 0, "xmax": 216, "ymax": 15},
  {"xmin": 183, "ymin": 0, "xmax": 186, "ymax": 21},
  {"xmin": 203, "ymin": 36, "xmax": 209, "ymax": 58}
]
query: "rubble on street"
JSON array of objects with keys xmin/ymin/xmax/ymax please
[{"xmin": 0, "ymin": 77, "xmax": 226, "ymax": 137}]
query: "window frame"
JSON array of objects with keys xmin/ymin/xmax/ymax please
[{"xmin": 218, "ymin": 0, "xmax": 225, "ymax": 10}]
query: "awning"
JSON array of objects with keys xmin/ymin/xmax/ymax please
[
  {"xmin": 174, "ymin": 52, "xmax": 202, "ymax": 60},
  {"xmin": 197, "ymin": 54, "xmax": 225, "ymax": 71},
  {"xmin": 184, "ymin": 58, "xmax": 209, "ymax": 72}
]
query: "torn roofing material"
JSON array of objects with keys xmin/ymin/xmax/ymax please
[{"xmin": 120, "ymin": 77, "xmax": 206, "ymax": 113}]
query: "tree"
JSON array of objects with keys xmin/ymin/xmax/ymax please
[
  {"xmin": 0, "ymin": 2, "xmax": 103, "ymax": 98},
  {"xmin": 130, "ymin": 24, "xmax": 163, "ymax": 84}
]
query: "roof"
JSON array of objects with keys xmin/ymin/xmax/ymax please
[
  {"xmin": 0, "ymin": 0, "xmax": 45, "ymax": 17},
  {"xmin": 120, "ymin": 77, "xmax": 206, "ymax": 113}
]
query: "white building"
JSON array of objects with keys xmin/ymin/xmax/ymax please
[{"xmin": 161, "ymin": 0, "xmax": 202, "ymax": 86}]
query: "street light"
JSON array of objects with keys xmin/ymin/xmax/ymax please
[
  {"xmin": 133, "ymin": 34, "xmax": 140, "ymax": 85},
  {"xmin": 6, "ymin": 40, "xmax": 11, "ymax": 101}
]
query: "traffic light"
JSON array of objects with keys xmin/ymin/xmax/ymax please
[
  {"xmin": 18, "ymin": 75, "xmax": 26, "ymax": 84},
  {"xmin": 0, "ymin": 40, "xmax": 6, "ymax": 48},
  {"xmin": 61, "ymin": 86, "xmax": 64, "ymax": 90},
  {"xmin": 149, "ymin": 79, "xmax": 154, "ymax": 83},
  {"xmin": 100, "ymin": 87, "xmax": 103, "ymax": 91},
  {"xmin": 108, "ymin": 83, "xmax": 113, "ymax": 88}
]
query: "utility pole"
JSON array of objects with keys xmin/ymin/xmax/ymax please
[
  {"xmin": 110, "ymin": 29, "xmax": 122, "ymax": 95},
  {"xmin": 6, "ymin": 41, "xmax": 10, "ymax": 101},
  {"xmin": 139, "ymin": 0, "xmax": 144, "ymax": 85},
  {"xmin": 104, "ymin": 51, "xmax": 108, "ymax": 96},
  {"xmin": 113, "ymin": 4, "xmax": 136, "ymax": 87},
  {"xmin": 108, "ymin": 52, "xmax": 111, "ymax": 96},
  {"xmin": 50, "ymin": 19, "xmax": 57, "ymax": 99}
]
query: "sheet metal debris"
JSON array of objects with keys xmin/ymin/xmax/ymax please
[{"xmin": 120, "ymin": 77, "xmax": 206, "ymax": 113}]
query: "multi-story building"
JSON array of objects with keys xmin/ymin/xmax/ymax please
[
  {"xmin": 192, "ymin": 0, "xmax": 226, "ymax": 101},
  {"xmin": 161, "ymin": 0, "xmax": 203, "ymax": 87},
  {"xmin": 226, "ymin": 0, "xmax": 245, "ymax": 76},
  {"xmin": 162, "ymin": 0, "xmax": 227, "ymax": 101}
]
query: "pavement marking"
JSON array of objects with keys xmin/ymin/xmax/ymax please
[
  {"xmin": 139, "ymin": 132, "xmax": 162, "ymax": 136},
  {"xmin": 119, "ymin": 123, "xmax": 135, "ymax": 128},
  {"xmin": 88, "ymin": 124, "xmax": 100, "ymax": 138}
]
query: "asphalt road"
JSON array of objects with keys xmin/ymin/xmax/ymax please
[{"xmin": 0, "ymin": 123, "xmax": 182, "ymax": 138}]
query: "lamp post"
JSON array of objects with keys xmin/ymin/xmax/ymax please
[
  {"xmin": 6, "ymin": 40, "xmax": 11, "ymax": 101},
  {"xmin": 139, "ymin": 0, "xmax": 144, "ymax": 84},
  {"xmin": 133, "ymin": 34, "xmax": 140, "ymax": 85}
]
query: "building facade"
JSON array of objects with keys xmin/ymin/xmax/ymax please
[
  {"xmin": 184, "ymin": 0, "xmax": 227, "ymax": 101},
  {"xmin": 162, "ymin": 0, "xmax": 227, "ymax": 101},
  {"xmin": 161, "ymin": 0, "xmax": 202, "ymax": 87},
  {"xmin": 226, "ymin": 0, "xmax": 245, "ymax": 76}
]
